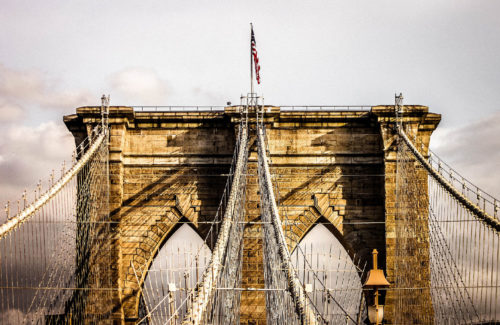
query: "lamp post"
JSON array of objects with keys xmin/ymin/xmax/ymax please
[{"xmin": 363, "ymin": 249, "xmax": 390, "ymax": 324}]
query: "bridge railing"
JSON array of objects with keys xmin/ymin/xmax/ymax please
[
  {"xmin": 132, "ymin": 106, "xmax": 225, "ymax": 112},
  {"xmin": 0, "ymin": 124, "xmax": 106, "ymax": 235},
  {"xmin": 0, "ymin": 122, "xmax": 112, "ymax": 324},
  {"xmin": 406, "ymin": 131, "xmax": 499, "ymax": 224},
  {"xmin": 182, "ymin": 118, "xmax": 249, "ymax": 324},
  {"xmin": 279, "ymin": 105, "xmax": 371, "ymax": 111},
  {"xmin": 428, "ymin": 149, "xmax": 499, "ymax": 220},
  {"xmin": 132, "ymin": 105, "xmax": 373, "ymax": 112},
  {"xmin": 135, "ymin": 116, "xmax": 249, "ymax": 325},
  {"xmin": 395, "ymin": 126, "xmax": 500, "ymax": 323},
  {"xmin": 258, "ymin": 109, "xmax": 345, "ymax": 324}
]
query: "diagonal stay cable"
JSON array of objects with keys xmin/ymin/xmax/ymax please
[
  {"xmin": 135, "ymin": 118, "xmax": 245, "ymax": 325},
  {"xmin": 181, "ymin": 118, "xmax": 249, "ymax": 324},
  {"xmin": 0, "ymin": 126, "xmax": 107, "ymax": 239},
  {"xmin": 258, "ymin": 111, "xmax": 357, "ymax": 324},
  {"xmin": 396, "ymin": 126, "xmax": 499, "ymax": 231},
  {"xmin": 256, "ymin": 116, "xmax": 324, "ymax": 324},
  {"xmin": 293, "ymin": 244, "xmax": 358, "ymax": 324}
]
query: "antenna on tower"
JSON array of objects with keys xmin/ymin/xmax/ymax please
[{"xmin": 395, "ymin": 92, "xmax": 404, "ymax": 130}]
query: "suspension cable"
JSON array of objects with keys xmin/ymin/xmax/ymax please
[
  {"xmin": 397, "ymin": 126, "xmax": 499, "ymax": 231},
  {"xmin": 257, "ymin": 111, "xmax": 323, "ymax": 324},
  {"xmin": 0, "ymin": 129, "xmax": 107, "ymax": 239}
]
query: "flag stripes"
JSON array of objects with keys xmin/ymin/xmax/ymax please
[{"xmin": 251, "ymin": 28, "xmax": 261, "ymax": 84}]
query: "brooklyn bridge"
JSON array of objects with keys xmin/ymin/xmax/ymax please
[{"xmin": 0, "ymin": 94, "xmax": 498, "ymax": 324}]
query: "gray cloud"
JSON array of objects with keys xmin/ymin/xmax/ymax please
[
  {"xmin": 0, "ymin": 101, "xmax": 24, "ymax": 122},
  {"xmin": 0, "ymin": 2, "xmax": 498, "ymax": 322},
  {"xmin": 0, "ymin": 121, "xmax": 74, "ymax": 205},
  {"xmin": 0, "ymin": 64, "xmax": 94, "ymax": 111},
  {"xmin": 431, "ymin": 111, "xmax": 500, "ymax": 198}
]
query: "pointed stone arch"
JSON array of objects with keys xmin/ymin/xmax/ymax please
[
  {"xmin": 290, "ymin": 222, "xmax": 367, "ymax": 323},
  {"xmin": 133, "ymin": 218, "xmax": 210, "ymax": 319},
  {"xmin": 120, "ymin": 192, "xmax": 208, "ymax": 319}
]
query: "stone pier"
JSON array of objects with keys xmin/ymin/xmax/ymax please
[{"xmin": 64, "ymin": 105, "xmax": 440, "ymax": 324}]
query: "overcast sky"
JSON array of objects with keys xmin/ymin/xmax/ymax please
[{"xmin": 0, "ymin": 0, "xmax": 499, "ymax": 206}]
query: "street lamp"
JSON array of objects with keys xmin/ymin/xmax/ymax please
[{"xmin": 363, "ymin": 249, "xmax": 390, "ymax": 324}]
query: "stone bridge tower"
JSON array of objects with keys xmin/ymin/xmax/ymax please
[{"xmin": 64, "ymin": 105, "xmax": 440, "ymax": 324}]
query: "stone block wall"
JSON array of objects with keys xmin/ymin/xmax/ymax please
[
  {"xmin": 64, "ymin": 105, "xmax": 440, "ymax": 324},
  {"xmin": 373, "ymin": 105, "xmax": 440, "ymax": 323}
]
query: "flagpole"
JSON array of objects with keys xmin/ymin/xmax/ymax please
[{"xmin": 250, "ymin": 23, "xmax": 254, "ymax": 96}]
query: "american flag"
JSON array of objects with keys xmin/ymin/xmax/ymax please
[{"xmin": 251, "ymin": 28, "xmax": 261, "ymax": 84}]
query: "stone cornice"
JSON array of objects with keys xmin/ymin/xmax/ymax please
[{"xmin": 64, "ymin": 105, "xmax": 441, "ymax": 131}]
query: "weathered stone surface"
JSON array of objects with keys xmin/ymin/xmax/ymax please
[{"xmin": 64, "ymin": 105, "xmax": 440, "ymax": 324}]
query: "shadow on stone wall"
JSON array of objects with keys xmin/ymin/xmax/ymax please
[{"xmin": 111, "ymin": 125, "xmax": 236, "ymax": 319}]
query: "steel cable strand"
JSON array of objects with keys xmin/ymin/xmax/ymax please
[
  {"xmin": 212, "ymin": 143, "xmax": 248, "ymax": 324},
  {"xmin": 209, "ymin": 123, "xmax": 247, "ymax": 323},
  {"xmin": 258, "ymin": 111, "xmax": 358, "ymax": 323},
  {"xmin": 181, "ymin": 120, "xmax": 249, "ymax": 324},
  {"xmin": 400, "ymin": 142, "xmax": 430, "ymax": 323},
  {"xmin": 413, "ymin": 142, "xmax": 445, "ymax": 324},
  {"xmin": 396, "ymin": 134, "xmax": 426, "ymax": 321},
  {"xmin": 258, "ymin": 129, "xmax": 301, "ymax": 324},
  {"xmin": 67, "ymin": 156, "xmax": 101, "ymax": 320},
  {"xmin": 397, "ymin": 133, "xmax": 444, "ymax": 323},
  {"xmin": 394, "ymin": 138, "xmax": 410, "ymax": 323},
  {"xmin": 395, "ymin": 136, "xmax": 436, "ymax": 323},
  {"xmin": 259, "ymin": 166, "xmax": 300, "ymax": 324},
  {"xmin": 26, "ymin": 210, "xmax": 80, "ymax": 321},
  {"xmin": 0, "ymin": 131, "xmax": 94, "ymax": 321},
  {"xmin": 261, "ymin": 204, "xmax": 280, "ymax": 322},
  {"xmin": 0, "ymin": 125, "xmax": 108, "ymax": 323},
  {"xmin": 293, "ymin": 244, "xmax": 358, "ymax": 324},
  {"xmin": 400, "ymin": 128, "xmax": 498, "ymax": 321},
  {"xmin": 427, "ymin": 198, "xmax": 455, "ymax": 323},
  {"xmin": 428, "ymin": 210, "xmax": 470, "ymax": 323},
  {"xmin": 256, "ymin": 121, "xmax": 323, "ymax": 325},
  {"xmin": 136, "ymin": 181, "xmax": 232, "ymax": 323},
  {"xmin": 397, "ymin": 126, "xmax": 500, "ymax": 231},
  {"xmin": 259, "ymin": 113, "xmax": 312, "ymax": 323},
  {"xmin": 207, "ymin": 121, "xmax": 248, "ymax": 323},
  {"xmin": 128, "ymin": 140, "xmax": 240, "ymax": 320},
  {"xmin": 399, "ymin": 130, "xmax": 490, "ymax": 322},
  {"xmin": 427, "ymin": 189, "xmax": 480, "ymax": 321},
  {"xmin": 78, "ymin": 127, "xmax": 110, "ymax": 322},
  {"xmin": 136, "ymin": 119, "xmax": 243, "ymax": 325},
  {"xmin": 0, "ymin": 125, "xmax": 107, "ymax": 239},
  {"xmin": 259, "ymin": 147, "xmax": 299, "ymax": 324},
  {"xmin": 424, "ymin": 142, "xmax": 498, "ymax": 218}
]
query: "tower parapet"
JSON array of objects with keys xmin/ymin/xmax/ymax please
[{"xmin": 64, "ymin": 105, "xmax": 440, "ymax": 323}]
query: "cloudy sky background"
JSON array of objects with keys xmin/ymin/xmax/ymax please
[{"xmin": 1, "ymin": 0, "xmax": 500, "ymax": 206}]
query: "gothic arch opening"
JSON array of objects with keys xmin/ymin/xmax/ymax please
[
  {"xmin": 138, "ymin": 223, "xmax": 211, "ymax": 323},
  {"xmin": 291, "ymin": 223, "xmax": 367, "ymax": 323}
]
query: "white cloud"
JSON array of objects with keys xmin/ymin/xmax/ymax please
[
  {"xmin": 0, "ymin": 64, "xmax": 94, "ymax": 112},
  {"xmin": 0, "ymin": 121, "xmax": 74, "ymax": 205},
  {"xmin": 0, "ymin": 63, "xmax": 176, "ymax": 208},
  {"xmin": 0, "ymin": 64, "xmax": 45, "ymax": 99},
  {"xmin": 109, "ymin": 67, "xmax": 169, "ymax": 105},
  {"xmin": 0, "ymin": 101, "xmax": 24, "ymax": 122}
]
